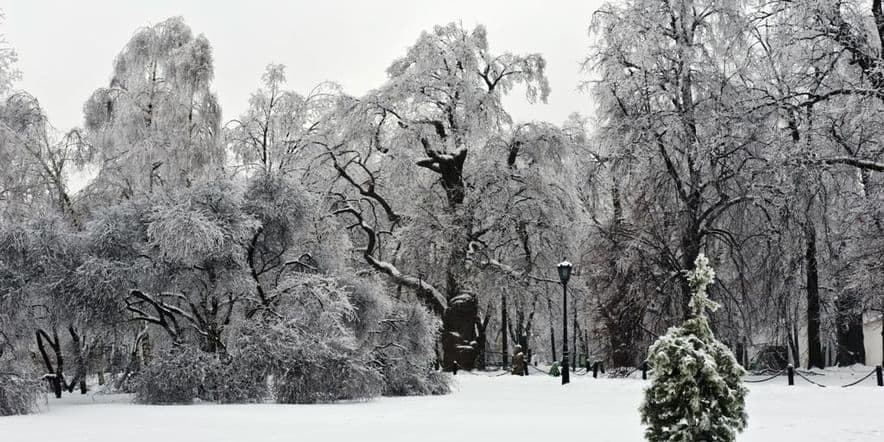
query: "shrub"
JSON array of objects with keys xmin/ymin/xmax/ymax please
[
  {"xmin": 371, "ymin": 302, "xmax": 450, "ymax": 396},
  {"xmin": 132, "ymin": 346, "xmax": 266, "ymax": 404},
  {"xmin": 548, "ymin": 361, "xmax": 561, "ymax": 377},
  {"xmin": 236, "ymin": 316, "xmax": 385, "ymax": 404},
  {"xmin": 272, "ymin": 353, "xmax": 383, "ymax": 403},
  {"xmin": 0, "ymin": 370, "xmax": 40, "ymax": 416},
  {"xmin": 381, "ymin": 365, "xmax": 450, "ymax": 396}
]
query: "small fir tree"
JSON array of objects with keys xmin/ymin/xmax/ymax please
[
  {"xmin": 640, "ymin": 254, "xmax": 747, "ymax": 441},
  {"xmin": 548, "ymin": 361, "xmax": 560, "ymax": 377}
]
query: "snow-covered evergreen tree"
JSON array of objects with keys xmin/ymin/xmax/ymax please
[{"xmin": 640, "ymin": 254, "xmax": 747, "ymax": 442}]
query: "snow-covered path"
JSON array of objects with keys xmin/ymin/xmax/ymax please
[{"xmin": 1, "ymin": 372, "xmax": 882, "ymax": 441}]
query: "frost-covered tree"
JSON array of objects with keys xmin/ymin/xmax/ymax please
[
  {"xmin": 322, "ymin": 22, "xmax": 566, "ymax": 371},
  {"xmin": 641, "ymin": 254, "xmax": 747, "ymax": 442},
  {"xmin": 79, "ymin": 49, "xmax": 451, "ymax": 402},
  {"xmin": 0, "ymin": 18, "xmax": 89, "ymax": 412},
  {"xmin": 767, "ymin": 0, "xmax": 884, "ymax": 367},
  {"xmin": 226, "ymin": 64, "xmax": 336, "ymax": 176},
  {"xmin": 588, "ymin": 0, "xmax": 764, "ymax": 324},
  {"xmin": 78, "ymin": 173, "xmax": 256, "ymax": 356},
  {"xmin": 82, "ymin": 16, "xmax": 222, "ymax": 195}
]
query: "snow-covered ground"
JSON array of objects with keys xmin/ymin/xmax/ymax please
[{"xmin": 1, "ymin": 368, "xmax": 882, "ymax": 441}]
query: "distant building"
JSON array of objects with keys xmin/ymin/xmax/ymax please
[{"xmin": 865, "ymin": 314, "xmax": 883, "ymax": 366}]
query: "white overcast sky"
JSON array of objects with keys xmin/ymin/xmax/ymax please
[{"xmin": 1, "ymin": 0, "xmax": 604, "ymax": 133}]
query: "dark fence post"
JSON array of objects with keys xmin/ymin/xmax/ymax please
[
  {"xmin": 787, "ymin": 364, "xmax": 794, "ymax": 386},
  {"xmin": 592, "ymin": 361, "xmax": 599, "ymax": 379},
  {"xmin": 642, "ymin": 361, "xmax": 648, "ymax": 380},
  {"xmin": 876, "ymin": 366, "xmax": 883, "ymax": 387}
]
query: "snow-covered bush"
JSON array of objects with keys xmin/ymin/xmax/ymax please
[
  {"xmin": 232, "ymin": 275, "xmax": 387, "ymax": 403},
  {"xmin": 372, "ymin": 302, "xmax": 449, "ymax": 396},
  {"xmin": 0, "ymin": 368, "xmax": 40, "ymax": 416},
  {"xmin": 272, "ymin": 352, "xmax": 383, "ymax": 404},
  {"xmin": 202, "ymin": 358, "xmax": 268, "ymax": 404},
  {"xmin": 236, "ymin": 318, "xmax": 384, "ymax": 404},
  {"xmin": 640, "ymin": 254, "xmax": 747, "ymax": 442},
  {"xmin": 132, "ymin": 346, "xmax": 266, "ymax": 404}
]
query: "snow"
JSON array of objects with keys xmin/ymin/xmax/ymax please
[{"xmin": 1, "ymin": 370, "xmax": 882, "ymax": 441}]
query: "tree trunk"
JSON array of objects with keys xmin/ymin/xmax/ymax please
[
  {"xmin": 501, "ymin": 294, "xmax": 509, "ymax": 368},
  {"xmin": 142, "ymin": 332, "xmax": 152, "ymax": 365},
  {"xmin": 519, "ymin": 333, "xmax": 530, "ymax": 375},
  {"xmin": 36, "ymin": 329, "xmax": 64, "ymax": 398},
  {"xmin": 438, "ymin": 219, "xmax": 480, "ymax": 371},
  {"xmin": 68, "ymin": 326, "xmax": 90, "ymax": 394},
  {"xmin": 804, "ymin": 222, "xmax": 825, "ymax": 369},
  {"xmin": 680, "ymin": 225, "xmax": 702, "ymax": 319},
  {"xmin": 547, "ymin": 297, "xmax": 557, "ymax": 363},
  {"xmin": 441, "ymin": 292, "xmax": 480, "ymax": 371},
  {"xmin": 835, "ymin": 296, "xmax": 866, "ymax": 366},
  {"xmin": 583, "ymin": 329, "xmax": 590, "ymax": 369},
  {"xmin": 475, "ymin": 314, "xmax": 490, "ymax": 370},
  {"xmin": 788, "ymin": 322, "xmax": 801, "ymax": 368},
  {"xmin": 572, "ymin": 299, "xmax": 578, "ymax": 371}
]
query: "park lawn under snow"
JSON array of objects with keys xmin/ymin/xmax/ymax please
[{"xmin": 1, "ymin": 368, "xmax": 882, "ymax": 442}]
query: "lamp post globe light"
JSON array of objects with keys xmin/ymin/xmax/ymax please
[{"xmin": 557, "ymin": 260, "xmax": 572, "ymax": 385}]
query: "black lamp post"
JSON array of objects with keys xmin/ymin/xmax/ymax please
[{"xmin": 557, "ymin": 260, "xmax": 573, "ymax": 385}]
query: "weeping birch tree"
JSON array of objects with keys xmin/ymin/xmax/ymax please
[{"xmin": 82, "ymin": 16, "xmax": 222, "ymax": 196}]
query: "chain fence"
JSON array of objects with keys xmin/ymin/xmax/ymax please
[
  {"xmin": 463, "ymin": 363, "xmax": 883, "ymax": 389},
  {"xmin": 742, "ymin": 369, "xmax": 785, "ymax": 383}
]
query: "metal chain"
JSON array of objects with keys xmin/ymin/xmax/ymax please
[
  {"xmin": 839, "ymin": 368, "xmax": 878, "ymax": 388},
  {"xmin": 742, "ymin": 369, "xmax": 785, "ymax": 383},
  {"xmin": 793, "ymin": 369, "xmax": 828, "ymax": 387}
]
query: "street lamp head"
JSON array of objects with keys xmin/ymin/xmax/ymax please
[{"xmin": 557, "ymin": 260, "xmax": 573, "ymax": 285}]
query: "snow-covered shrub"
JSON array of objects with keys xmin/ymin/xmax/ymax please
[
  {"xmin": 372, "ymin": 302, "xmax": 449, "ymax": 396},
  {"xmin": 132, "ymin": 346, "xmax": 266, "ymax": 404},
  {"xmin": 233, "ymin": 275, "xmax": 387, "ymax": 403},
  {"xmin": 380, "ymin": 360, "xmax": 450, "ymax": 397},
  {"xmin": 0, "ymin": 369, "xmax": 40, "ymax": 416},
  {"xmin": 133, "ymin": 346, "xmax": 214, "ymax": 404},
  {"xmin": 640, "ymin": 254, "xmax": 747, "ymax": 442},
  {"xmin": 202, "ymin": 358, "xmax": 268, "ymax": 404},
  {"xmin": 548, "ymin": 361, "xmax": 561, "ymax": 377},
  {"xmin": 343, "ymin": 276, "xmax": 391, "ymax": 342},
  {"xmin": 273, "ymin": 352, "xmax": 383, "ymax": 404},
  {"xmin": 236, "ymin": 318, "xmax": 384, "ymax": 403}
]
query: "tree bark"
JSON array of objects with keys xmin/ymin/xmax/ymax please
[
  {"xmin": 441, "ymin": 292, "xmax": 480, "ymax": 371},
  {"xmin": 501, "ymin": 294, "xmax": 509, "ymax": 368},
  {"xmin": 804, "ymin": 222, "xmax": 825, "ymax": 369},
  {"xmin": 35, "ymin": 329, "xmax": 64, "ymax": 398},
  {"xmin": 547, "ymin": 297, "xmax": 557, "ymax": 363},
  {"xmin": 572, "ymin": 298, "xmax": 578, "ymax": 371},
  {"xmin": 788, "ymin": 322, "xmax": 801, "ymax": 368},
  {"xmin": 68, "ymin": 326, "xmax": 89, "ymax": 394},
  {"xmin": 680, "ymin": 223, "xmax": 702, "ymax": 318},
  {"xmin": 475, "ymin": 313, "xmax": 490, "ymax": 370}
]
